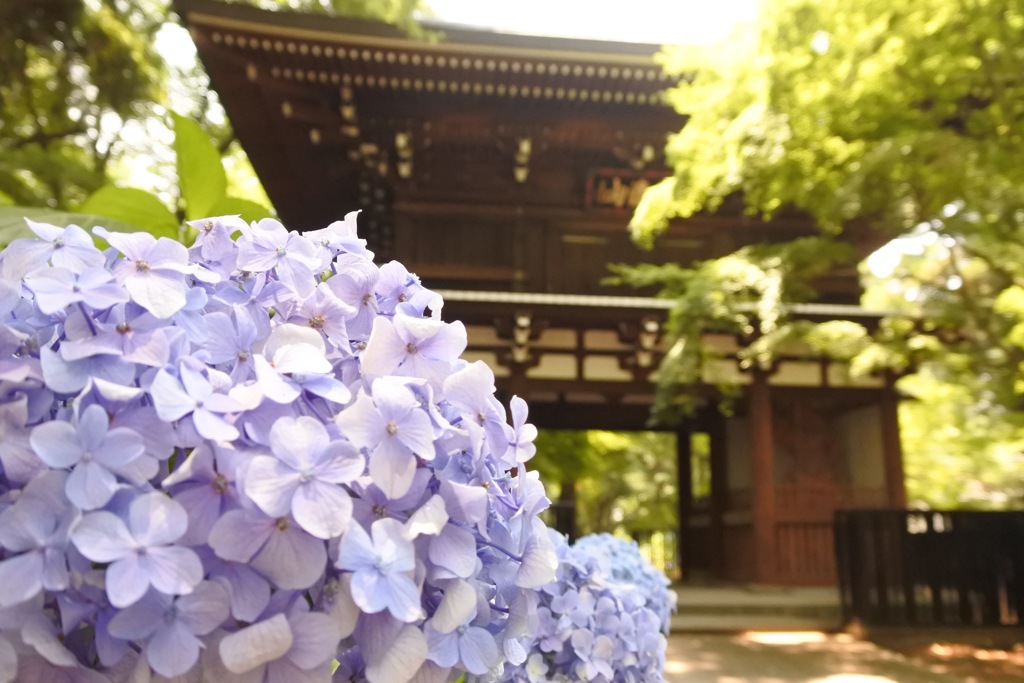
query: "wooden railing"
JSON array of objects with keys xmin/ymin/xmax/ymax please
[{"xmin": 835, "ymin": 509, "xmax": 1024, "ymax": 626}]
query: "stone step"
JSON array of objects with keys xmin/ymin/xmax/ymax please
[
  {"xmin": 669, "ymin": 584, "xmax": 843, "ymax": 633},
  {"xmin": 670, "ymin": 611, "xmax": 842, "ymax": 633}
]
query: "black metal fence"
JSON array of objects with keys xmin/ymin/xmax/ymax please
[{"xmin": 835, "ymin": 509, "xmax": 1024, "ymax": 627}]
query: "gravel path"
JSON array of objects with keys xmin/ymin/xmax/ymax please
[{"xmin": 664, "ymin": 632, "xmax": 969, "ymax": 682}]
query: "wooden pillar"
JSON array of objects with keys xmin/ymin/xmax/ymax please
[
  {"xmin": 880, "ymin": 382, "xmax": 906, "ymax": 507},
  {"xmin": 554, "ymin": 480, "xmax": 578, "ymax": 542},
  {"xmin": 676, "ymin": 425, "xmax": 693, "ymax": 581},
  {"xmin": 749, "ymin": 369, "xmax": 777, "ymax": 583},
  {"xmin": 707, "ymin": 409, "xmax": 728, "ymax": 577}
]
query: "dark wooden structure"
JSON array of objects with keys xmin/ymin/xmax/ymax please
[
  {"xmin": 836, "ymin": 510, "xmax": 1024, "ymax": 626},
  {"xmin": 179, "ymin": 0, "xmax": 907, "ymax": 585}
]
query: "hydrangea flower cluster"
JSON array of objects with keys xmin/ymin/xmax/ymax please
[
  {"xmin": 0, "ymin": 214, "xmax": 558, "ymax": 683},
  {"xmin": 571, "ymin": 533, "xmax": 677, "ymax": 632},
  {"xmin": 502, "ymin": 532, "xmax": 676, "ymax": 683}
]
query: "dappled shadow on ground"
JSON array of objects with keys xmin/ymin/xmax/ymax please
[
  {"xmin": 664, "ymin": 631, "xmax": 971, "ymax": 683},
  {"xmin": 884, "ymin": 640, "xmax": 1024, "ymax": 683}
]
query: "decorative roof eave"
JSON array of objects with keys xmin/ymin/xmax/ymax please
[
  {"xmin": 177, "ymin": 0, "xmax": 680, "ymax": 110},
  {"xmin": 176, "ymin": 0, "xmax": 672, "ymax": 67},
  {"xmin": 435, "ymin": 289, "xmax": 897, "ymax": 323},
  {"xmin": 176, "ymin": 0, "xmax": 687, "ymax": 230}
]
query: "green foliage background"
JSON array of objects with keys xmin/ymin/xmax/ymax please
[
  {"xmin": 0, "ymin": 0, "xmax": 425, "ymax": 240},
  {"xmin": 532, "ymin": 430, "xmax": 680, "ymax": 536},
  {"xmin": 623, "ymin": 0, "xmax": 1024, "ymax": 509}
]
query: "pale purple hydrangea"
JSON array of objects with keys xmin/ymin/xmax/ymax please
[
  {"xmin": 335, "ymin": 378, "xmax": 435, "ymax": 499},
  {"xmin": 29, "ymin": 403, "xmax": 146, "ymax": 510},
  {"xmin": 336, "ymin": 517, "xmax": 422, "ymax": 623},
  {"xmin": 93, "ymin": 228, "xmax": 195, "ymax": 319},
  {"xmin": 501, "ymin": 532, "xmax": 675, "ymax": 683},
  {"xmin": 0, "ymin": 213, "xmax": 572, "ymax": 682},
  {"xmin": 572, "ymin": 532, "xmax": 678, "ymax": 632},
  {"xmin": 71, "ymin": 492, "xmax": 204, "ymax": 608},
  {"xmin": 107, "ymin": 581, "xmax": 230, "ymax": 677},
  {"xmin": 245, "ymin": 415, "xmax": 363, "ymax": 539}
]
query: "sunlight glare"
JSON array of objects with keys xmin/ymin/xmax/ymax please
[
  {"xmin": 808, "ymin": 676, "xmax": 901, "ymax": 682},
  {"xmin": 866, "ymin": 232, "xmax": 932, "ymax": 278},
  {"xmin": 425, "ymin": 0, "xmax": 757, "ymax": 45},
  {"xmin": 741, "ymin": 631, "xmax": 828, "ymax": 645},
  {"xmin": 155, "ymin": 23, "xmax": 197, "ymax": 69}
]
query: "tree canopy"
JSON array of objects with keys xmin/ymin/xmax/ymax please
[
  {"xmin": 532, "ymin": 430, "xmax": 679, "ymax": 536},
  {"xmin": 0, "ymin": 0, "xmax": 165, "ymax": 208},
  {"xmin": 0, "ymin": 0, "xmax": 424, "ymax": 215},
  {"xmin": 623, "ymin": 0, "xmax": 1024, "ymax": 507}
]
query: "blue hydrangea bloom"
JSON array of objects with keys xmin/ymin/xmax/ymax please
[
  {"xmin": 502, "ymin": 532, "xmax": 676, "ymax": 683},
  {"xmin": 0, "ymin": 212, "xmax": 573, "ymax": 682}
]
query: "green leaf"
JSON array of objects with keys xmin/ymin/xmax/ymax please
[
  {"xmin": 208, "ymin": 196, "xmax": 272, "ymax": 224},
  {"xmin": 79, "ymin": 185, "xmax": 180, "ymax": 240},
  {"xmin": 0, "ymin": 206, "xmax": 149, "ymax": 246},
  {"xmin": 172, "ymin": 112, "xmax": 227, "ymax": 220}
]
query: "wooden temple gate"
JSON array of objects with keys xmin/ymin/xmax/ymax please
[{"xmin": 180, "ymin": 0, "xmax": 906, "ymax": 585}]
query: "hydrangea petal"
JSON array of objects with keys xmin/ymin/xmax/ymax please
[
  {"xmin": 323, "ymin": 574, "xmax": 359, "ymax": 639},
  {"xmin": 251, "ymin": 522, "xmax": 327, "ymax": 589},
  {"xmin": 65, "ymin": 461, "xmax": 119, "ymax": 510},
  {"xmin": 429, "ymin": 525, "xmax": 477, "ymax": 580},
  {"xmin": 430, "ymin": 579, "xmax": 476, "ymax": 633},
  {"xmin": 253, "ymin": 354, "xmax": 301, "ymax": 403},
  {"xmin": 245, "ymin": 456, "xmax": 300, "ymax": 518},
  {"xmin": 313, "ymin": 440, "xmax": 364, "ymax": 483},
  {"xmin": 143, "ymin": 546, "xmax": 203, "ymax": 596},
  {"xmin": 40, "ymin": 547, "xmax": 69, "ymax": 592},
  {"xmin": 211, "ymin": 562, "xmax": 271, "ymax": 623},
  {"xmin": 29, "ymin": 421, "xmax": 81, "ymax": 469},
  {"xmin": 208, "ymin": 509, "xmax": 272, "ymax": 563},
  {"xmin": 425, "ymin": 627, "xmax": 458, "ymax": 668},
  {"xmin": 364, "ymin": 623, "xmax": 428, "ymax": 683},
  {"xmin": 334, "ymin": 393, "xmax": 385, "ymax": 448},
  {"xmin": 273, "ymin": 342, "xmax": 332, "ymax": 375},
  {"xmin": 97, "ymin": 428, "xmax": 145, "ymax": 467},
  {"xmin": 71, "ymin": 512, "xmax": 136, "ymax": 562},
  {"xmin": 369, "ymin": 437, "xmax": 417, "ymax": 500},
  {"xmin": 405, "ymin": 495, "xmax": 448, "ymax": 538},
  {"xmin": 150, "ymin": 369, "xmax": 198, "ymax": 422},
  {"xmin": 0, "ymin": 638, "xmax": 13, "ymax": 683},
  {"xmin": 106, "ymin": 555, "xmax": 150, "ymax": 608},
  {"xmin": 147, "ymin": 619, "xmax": 201, "ymax": 677},
  {"xmin": 125, "ymin": 270, "xmax": 188, "ymax": 319},
  {"xmin": 383, "ymin": 573, "xmax": 423, "ymax": 623},
  {"xmin": 193, "ymin": 406, "xmax": 240, "ymax": 441},
  {"xmin": 291, "ymin": 481, "xmax": 352, "ymax": 539},
  {"xmin": 178, "ymin": 581, "xmax": 231, "ymax": 634},
  {"xmin": 459, "ymin": 626, "xmax": 499, "ymax": 675},
  {"xmin": 75, "ymin": 404, "xmax": 109, "ymax": 450},
  {"xmin": 220, "ymin": 614, "xmax": 294, "ymax": 674},
  {"xmin": 129, "ymin": 493, "xmax": 188, "ymax": 546},
  {"xmin": 392, "ymin": 409, "xmax": 434, "ymax": 460},
  {"xmin": 268, "ymin": 416, "xmax": 326, "ymax": 470},
  {"xmin": 515, "ymin": 525, "xmax": 558, "ymax": 589},
  {"xmin": 359, "ymin": 317, "xmax": 406, "ymax": 379},
  {"xmin": 107, "ymin": 591, "xmax": 165, "ymax": 640},
  {"xmin": 349, "ymin": 567, "xmax": 386, "ymax": 614},
  {"xmin": 0, "ymin": 552, "xmax": 43, "ymax": 607},
  {"xmin": 285, "ymin": 612, "xmax": 341, "ymax": 670},
  {"xmin": 336, "ymin": 521, "xmax": 376, "ymax": 572}
]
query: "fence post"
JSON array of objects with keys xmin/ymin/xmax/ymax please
[{"xmin": 835, "ymin": 509, "xmax": 1024, "ymax": 628}]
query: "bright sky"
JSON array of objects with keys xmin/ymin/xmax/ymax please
[{"xmin": 425, "ymin": 0, "xmax": 758, "ymax": 44}]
